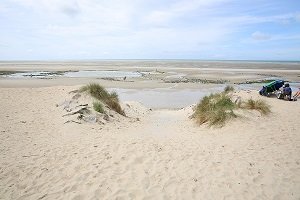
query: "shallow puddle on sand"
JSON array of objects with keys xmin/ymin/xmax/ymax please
[
  {"xmin": 64, "ymin": 70, "xmax": 141, "ymax": 78},
  {"xmin": 109, "ymin": 86, "xmax": 226, "ymax": 109},
  {"xmin": 111, "ymin": 82, "xmax": 300, "ymax": 109}
]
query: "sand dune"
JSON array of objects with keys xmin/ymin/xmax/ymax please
[{"xmin": 0, "ymin": 85, "xmax": 299, "ymax": 200}]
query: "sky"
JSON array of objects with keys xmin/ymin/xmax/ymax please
[{"xmin": 0, "ymin": 0, "xmax": 300, "ymax": 60}]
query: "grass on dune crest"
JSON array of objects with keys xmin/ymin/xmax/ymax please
[
  {"xmin": 241, "ymin": 99, "xmax": 271, "ymax": 115},
  {"xmin": 80, "ymin": 83, "xmax": 125, "ymax": 116},
  {"xmin": 80, "ymin": 83, "xmax": 110, "ymax": 100},
  {"xmin": 193, "ymin": 87, "xmax": 271, "ymax": 127},
  {"xmin": 193, "ymin": 91, "xmax": 237, "ymax": 127}
]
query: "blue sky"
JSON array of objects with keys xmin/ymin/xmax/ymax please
[{"xmin": 0, "ymin": 0, "xmax": 300, "ymax": 60}]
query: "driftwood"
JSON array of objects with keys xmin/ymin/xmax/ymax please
[
  {"xmin": 75, "ymin": 104, "xmax": 88, "ymax": 108},
  {"xmin": 62, "ymin": 107, "xmax": 90, "ymax": 117},
  {"xmin": 69, "ymin": 89, "xmax": 79, "ymax": 94},
  {"xmin": 64, "ymin": 120, "xmax": 82, "ymax": 124},
  {"xmin": 72, "ymin": 93, "xmax": 81, "ymax": 100}
]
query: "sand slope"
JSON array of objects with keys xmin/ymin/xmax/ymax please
[{"xmin": 0, "ymin": 87, "xmax": 300, "ymax": 200}]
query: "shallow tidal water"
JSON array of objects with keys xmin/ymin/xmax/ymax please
[
  {"xmin": 111, "ymin": 83, "xmax": 300, "ymax": 109},
  {"xmin": 2, "ymin": 70, "xmax": 141, "ymax": 78},
  {"xmin": 110, "ymin": 86, "xmax": 226, "ymax": 109}
]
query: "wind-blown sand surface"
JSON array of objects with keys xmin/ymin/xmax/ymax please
[
  {"xmin": 0, "ymin": 85, "xmax": 299, "ymax": 200},
  {"xmin": 0, "ymin": 61, "xmax": 300, "ymax": 199}
]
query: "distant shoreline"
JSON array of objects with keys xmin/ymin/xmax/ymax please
[{"xmin": 0, "ymin": 59, "xmax": 299, "ymax": 64}]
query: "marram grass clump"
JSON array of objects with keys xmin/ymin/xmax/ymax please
[
  {"xmin": 242, "ymin": 99, "xmax": 271, "ymax": 115},
  {"xmin": 80, "ymin": 83, "xmax": 125, "ymax": 116},
  {"xmin": 80, "ymin": 83, "xmax": 110, "ymax": 100},
  {"xmin": 193, "ymin": 88, "xmax": 271, "ymax": 127},
  {"xmin": 193, "ymin": 91, "xmax": 237, "ymax": 127},
  {"xmin": 93, "ymin": 101, "xmax": 105, "ymax": 114}
]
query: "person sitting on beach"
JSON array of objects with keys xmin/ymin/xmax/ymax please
[
  {"xmin": 281, "ymin": 83, "xmax": 292, "ymax": 100},
  {"xmin": 283, "ymin": 83, "xmax": 292, "ymax": 96}
]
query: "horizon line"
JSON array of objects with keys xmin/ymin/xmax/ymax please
[{"xmin": 0, "ymin": 59, "xmax": 299, "ymax": 63}]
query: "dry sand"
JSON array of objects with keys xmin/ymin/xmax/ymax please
[
  {"xmin": 0, "ymin": 61, "xmax": 300, "ymax": 199},
  {"xmin": 0, "ymin": 86, "xmax": 299, "ymax": 200}
]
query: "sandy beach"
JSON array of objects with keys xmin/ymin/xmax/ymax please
[{"xmin": 1, "ymin": 61, "xmax": 300, "ymax": 200}]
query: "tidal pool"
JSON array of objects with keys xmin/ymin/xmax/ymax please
[
  {"xmin": 109, "ymin": 86, "xmax": 226, "ymax": 109},
  {"xmin": 111, "ymin": 82, "xmax": 300, "ymax": 109},
  {"xmin": 64, "ymin": 70, "xmax": 141, "ymax": 78}
]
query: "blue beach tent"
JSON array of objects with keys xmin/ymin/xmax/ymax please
[{"xmin": 259, "ymin": 80, "xmax": 284, "ymax": 96}]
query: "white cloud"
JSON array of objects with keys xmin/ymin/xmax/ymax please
[
  {"xmin": 60, "ymin": 3, "xmax": 80, "ymax": 17},
  {"xmin": 9, "ymin": 0, "xmax": 299, "ymax": 37},
  {"xmin": 2, "ymin": 0, "xmax": 300, "ymax": 59},
  {"xmin": 11, "ymin": 0, "xmax": 79, "ymax": 14},
  {"xmin": 144, "ymin": 0, "xmax": 228, "ymax": 25},
  {"xmin": 251, "ymin": 31, "xmax": 271, "ymax": 40},
  {"xmin": 11, "ymin": 0, "xmax": 136, "ymax": 24},
  {"xmin": 241, "ymin": 32, "xmax": 300, "ymax": 44}
]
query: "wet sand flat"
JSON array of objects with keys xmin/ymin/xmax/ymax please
[{"xmin": 0, "ymin": 60, "xmax": 299, "ymax": 89}]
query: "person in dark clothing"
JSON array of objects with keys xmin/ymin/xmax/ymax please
[
  {"xmin": 283, "ymin": 83, "xmax": 292, "ymax": 96},
  {"xmin": 282, "ymin": 83, "xmax": 292, "ymax": 100}
]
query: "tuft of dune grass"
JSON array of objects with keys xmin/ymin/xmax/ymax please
[
  {"xmin": 242, "ymin": 99, "xmax": 271, "ymax": 115},
  {"xmin": 80, "ymin": 83, "xmax": 110, "ymax": 100},
  {"xmin": 193, "ymin": 87, "xmax": 271, "ymax": 127},
  {"xmin": 80, "ymin": 83, "xmax": 125, "ymax": 116},
  {"xmin": 193, "ymin": 91, "xmax": 237, "ymax": 127},
  {"xmin": 93, "ymin": 101, "xmax": 105, "ymax": 113}
]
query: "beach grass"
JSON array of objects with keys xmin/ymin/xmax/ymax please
[
  {"xmin": 193, "ymin": 90, "xmax": 237, "ymax": 127},
  {"xmin": 93, "ymin": 101, "xmax": 105, "ymax": 113},
  {"xmin": 109, "ymin": 91, "xmax": 119, "ymax": 102},
  {"xmin": 80, "ymin": 83, "xmax": 125, "ymax": 116},
  {"xmin": 80, "ymin": 83, "xmax": 110, "ymax": 100},
  {"xmin": 194, "ymin": 88, "xmax": 271, "ymax": 127},
  {"xmin": 242, "ymin": 99, "xmax": 271, "ymax": 115}
]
